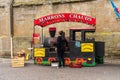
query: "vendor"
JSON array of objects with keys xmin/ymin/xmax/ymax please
[{"xmin": 56, "ymin": 31, "xmax": 68, "ymax": 67}]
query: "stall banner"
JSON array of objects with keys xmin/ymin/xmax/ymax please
[
  {"xmin": 110, "ymin": 0, "xmax": 120, "ymax": 18},
  {"xmin": 34, "ymin": 48, "xmax": 45, "ymax": 57},
  {"xmin": 34, "ymin": 13, "xmax": 96, "ymax": 27},
  {"xmin": 81, "ymin": 43, "xmax": 94, "ymax": 52}
]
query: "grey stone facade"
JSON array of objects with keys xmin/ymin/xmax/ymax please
[{"xmin": 0, "ymin": 0, "xmax": 120, "ymax": 58}]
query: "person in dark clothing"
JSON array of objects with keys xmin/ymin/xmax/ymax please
[{"xmin": 56, "ymin": 31, "xmax": 68, "ymax": 67}]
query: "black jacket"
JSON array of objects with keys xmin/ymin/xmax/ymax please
[{"xmin": 57, "ymin": 35, "xmax": 67, "ymax": 52}]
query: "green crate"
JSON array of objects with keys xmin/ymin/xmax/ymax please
[{"xmin": 95, "ymin": 56, "xmax": 104, "ymax": 64}]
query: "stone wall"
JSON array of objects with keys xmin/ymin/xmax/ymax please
[
  {"xmin": 0, "ymin": 0, "xmax": 120, "ymax": 58},
  {"xmin": 14, "ymin": 0, "xmax": 97, "ymax": 37},
  {"xmin": 0, "ymin": 0, "xmax": 11, "ymax": 36},
  {"xmin": 0, "ymin": 0, "xmax": 11, "ymax": 57}
]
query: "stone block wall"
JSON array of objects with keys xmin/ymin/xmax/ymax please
[
  {"xmin": 0, "ymin": 0, "xmax": 120, "ymax": 58},
  {"xmin": 13, "ymin": 37, "xmax": 32, "ymax": 55},
  {"xmin": 0, "ymin": 0, "xmax": 11, "ymax": 57}
]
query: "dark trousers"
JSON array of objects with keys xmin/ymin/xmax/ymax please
[{"xmin": 57, "ymin": 50, "xmax": 65, "ymax": 67}]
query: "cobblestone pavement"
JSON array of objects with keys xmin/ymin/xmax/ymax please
[{"xmin": 0, "ymin": 58, "xmax": 120, "ymax": 80}]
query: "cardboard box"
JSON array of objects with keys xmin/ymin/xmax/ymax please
[{"xmin": 11, "ymin": 57, "xmax": 25, "ymax": 68}]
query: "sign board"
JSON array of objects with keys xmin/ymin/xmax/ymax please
[
  {"xmin": 34, "ymin": 48, "xmax": 45, "ymax": 57},
  {"xmin": 34, "ymin": 13, "xmax": 96, "ymax": 27},
  {"xmin": 81, "ymin": 43, "xmax": 94, "ymax": 52}
]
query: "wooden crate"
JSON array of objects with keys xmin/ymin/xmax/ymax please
[{"xmin": 11, "ymin": 57, "xmax": 25, "ymax": 68}]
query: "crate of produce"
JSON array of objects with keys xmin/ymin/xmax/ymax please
[
  {"xmin": 11, "ymin": 57, "xmax": 25, "ymax": 68},
  {"xmin": 69, "ymin": 62, "xmax": 82, "ymax": 68}
]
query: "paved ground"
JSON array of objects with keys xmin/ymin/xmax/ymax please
[{"xmin": 0, "ymin": 58, "xmax": 120, "ymax": 80}]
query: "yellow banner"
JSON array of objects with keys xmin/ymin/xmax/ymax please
[
  {"xmin": 81, "ymin": 43, "xmax": 94, "ymax": 52},
  {"xmin": 34, "ymin": 48, "xmax": 45, "ymax": 57}
]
